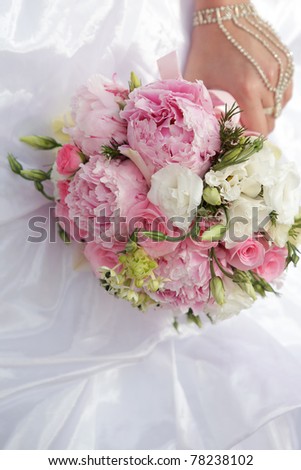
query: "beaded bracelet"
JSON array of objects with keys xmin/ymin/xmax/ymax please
[{"xmin": 193, "ymin": 3, "xmax": 294, "ymax": 118}]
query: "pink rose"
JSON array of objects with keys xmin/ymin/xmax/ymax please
[
  {"xmin": 55, "ymin": 201, "xmax": 83, "ymax": 241},
  {"xmin": 67, "ymin": 75, "xmax": 128, "ymax": 156},
  {"xmin": 255, "ymin": 245, "xmax": 287, "ymax": 282},
  {"xmin": 65, "ymin": 154, "xmax": 148, "ymax": 245},
  {"xmin": 84, "ymin": 242, "xmax": 119, "ymax": 278},
  {"xmin": 57, "ymin": 180, "xmax": 70, "ymax": 203},
  {"xmin": 150, "ymin": 241, "xmax": 211, "ymax": 312},
  {"xmin": 56, "ymin": 144, "xmax": 82, "ymax": 176},
  {"xmin": 120, "ymin": 79, "xmax": 220, "ymax": 176},
  {"xmin": 227, "ymin": 238, "xmax": 265, "ymax": 271}
]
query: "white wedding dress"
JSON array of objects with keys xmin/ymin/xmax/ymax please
[{"xmin": 1, "ymin": 0, "xmax": 301, "ymax": 450}]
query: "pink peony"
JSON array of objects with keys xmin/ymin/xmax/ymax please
[
  {"xmin": 120, "ymin": 79, "xmax": 220, "ymax": 176},
  {"xmin": 150, "ymin": 241, "xmax": 211, "ymax": 312},
  {"xmin": 56, "ymin": 144, "xmax": 83, "ymax": 176},
  {"xmin": 255, "ymin": 245, "xmax": 287, "ymax": 282},
  {"xmin": 227, "ymin": 238, "xmax": 265, "ymax": 271},
  {"xmin": 84, "ymin": 242, "xmax": 119, "ymax": 278},
  {"xmin": 67, "ymin": 75, "xmax": 128, "ymax": 156},
  {"xmin": 126, "ymin": 198, "xmax": 181, "ymax": 258},
  {"xmin": 65, "ymin": 154, "xmax": 148, "ymax": 246}
]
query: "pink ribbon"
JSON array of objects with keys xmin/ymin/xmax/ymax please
[{"xmin": 157, "ymin": 51, "xmax": 182, "ymax": 80}]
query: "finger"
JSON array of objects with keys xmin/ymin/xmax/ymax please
[
  {"xmin": 283, "ymin": 80, "xmax": 293, "ymax": 107},
  {"xmin": 261, "ymin": 97, "xmax": 276, "ymax": 135},
  {"xmin": 265, "ymin": 114, "xmax": 275, "ymax": 134},
  {"xmin": 238, "ymin": 98, "xmax": 269, "ymax": 136}
]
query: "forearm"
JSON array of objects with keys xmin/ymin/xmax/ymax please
[{"xmin": 195, "ymin": 0, "xmax": 250, "ymax": 9}]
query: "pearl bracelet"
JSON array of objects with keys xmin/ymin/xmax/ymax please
[{"xmin": 193, "ymin": 3, "xmax": 294, "ymax": 118}]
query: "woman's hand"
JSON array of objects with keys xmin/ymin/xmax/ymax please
[{"xmin": 184, "ymin": 3, "xmax": 293, "ymax": 135}]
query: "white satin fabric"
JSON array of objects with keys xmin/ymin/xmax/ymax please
[{"xmin": 1, "ymin": 0, "xmax": 301, "ymax": 450}]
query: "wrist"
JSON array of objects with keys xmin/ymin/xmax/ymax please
[{"xmin": 195, "ymin": 0, "xmax": 250, "ymax": 9}]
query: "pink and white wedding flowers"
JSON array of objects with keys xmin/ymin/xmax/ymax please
[{"xmin": 9, "ymin": 69, "xmax": 301, "ymax": 327}]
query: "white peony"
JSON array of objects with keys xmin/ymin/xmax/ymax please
[
  {"xmin": 204, "ymin": 277, "xmax": 254, "ymax": 322},
  {"xmin": 147, "ymin": 164, "xmax": 203, "ymax": 231}
]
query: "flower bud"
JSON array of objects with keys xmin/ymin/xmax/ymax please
[
  {"xmin": 20, "ymin": 135, "xmax": 61, "ymax": 150},
  {"xmin": 201, "ymin": 224, "xmax": 226, "ymax": 241},
  {"xmin": 148, "ymin": 279, "xmax": 160, "ymax": 292},
  {"xmin": 210, "ymin": 276, "xmax": 225, "ymax": 306},
  {"xmin": 20, "ymin": 169, "xmax": 49, "ymax": 181},
  {"xmin": 213, "ymin": 147, "xmax": 241, "ymax": 170},
  {"xmin": 238, "ymin": 280, "xmax": 257, "ymax": 300},
  {"xmin": 129, "ymin": 72, "xmax": 141, "ymax": 92},
  {"xmin": 127, "ymin": 290, "xmax": 139, "ymax": 303},
  {"xmin": 135, "ymin": 278, "xmax": 144, "ymax": 288},
  {"xmin": 7, "ymin": 154, "xmax": 23, "ymax": 174},
  {"xmin": 203, "ymin": 187, "xmax": 221, "ymax": 206},
  {"xmin": 233, "ymin": 270, "xmax": 257, "ymax": 300},
  {"xmin": 253, "ymin": 283, "xmax": 266, "ymax": 297},
  {"xmin": 34, "ymin": 181, "xmax": 44, "ymax": 192}
]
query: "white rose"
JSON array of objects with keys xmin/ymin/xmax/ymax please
[
  {"xmin": 263, "ymin": 162, "xmax": 300, "ymax": 225},
  {"xmin": 204, "ymin": 277, "xmax": 254, "ymax": 323},
  {"xmin": 224, "ymin": 195, "xmax": 271, "ymax": 248},
  {"xmin": 147, "ymin": 164, "xmax": 203, "ymax": 231}
]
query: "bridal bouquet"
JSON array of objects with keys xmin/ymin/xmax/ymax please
[{"xmin": 8, "ymin": 70, "xmax": 301, "ymax": 326}]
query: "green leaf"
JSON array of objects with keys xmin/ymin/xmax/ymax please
[
  {"xmin": 141, "ymin": 231, "xmax": 167, "ymax": 242},
  {"xmin": 213, "ymin": 136, "xmax": 264, "ymax": 171},
  {"xmin": 269, "ymin": 210, "xmax": 279, "ymax": 227},
  {"xmin": 172, "ymin": 318, "xmax": 180, "ymax": 333}
]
